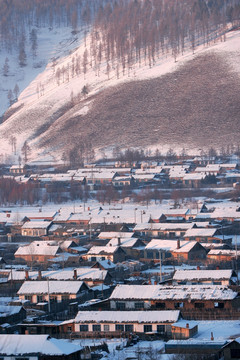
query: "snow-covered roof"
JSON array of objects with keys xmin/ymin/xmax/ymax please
[
  {"xmin": 109, "ymin": 284, "xmax": 237, "ymax": 301},
  {"xmin": 21, "ymin": 220, "xmax": 52, "ymax": 229},
  {"xmin": 173, "ymin": 269, "xmax": 234, "ymax": 281},
  {"xmin": 94, "ymin": 259, "xmax": 116, "ymax": 269},
  {"xmin": 145, "ymin": 239, "xmax": 194, "ymax": 252},
  {"xmin": 87, "ymin": 246, "xmax": 121, "ymax": 255},
  {"xmin": 17, "ymin": 280, "xmax": 86, "ymax": 295},
  {"xmin": 98, "ymin": 232, "xmax": 134, "ymax": 239},
  {"xmin": 0, "ymin": 335, "xmax": 82, "ymax": 355},
  {"xmin": 134, "ymin": 222, "xmax": 193, "ymax": 231},
  {"xmin": 75, "ymin": 310, "xmax": 180, "ymax": 324},
  {"xmin": 106, "ymin": 237, "xmax": 141, "ymax": 248},
  {"xmin": 0, "ymin": 305, "xmax": 23, "ymax": 318},
  {"xmin": 9, "ymin": 268, "xmax": 106, "ymax": 281},
  {"xmin": 184, "ymin": 228, "xmax": 218, "ymax": 237},
  {"xmin": 15, "ymin": 241, "xmax": 60, "ymax": 256}
]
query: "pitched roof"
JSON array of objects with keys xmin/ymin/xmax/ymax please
[
  {"xmin": 109, "ymin": 284, "xmax": 237, "ymax": 301},
  {"xmin": 0, "ymin": 335, "xmax": 82, "ymax": 355},
  {"xmin": 75, "ymin": 310, "xmax": 180, "ymax": 323},
  {"xmin": 17, "ymin": 281, "xmax": 86, "ymax": 295},
  {"xmin": 173, "ymin": 269, "xmax": 234, "ymax": 281}
]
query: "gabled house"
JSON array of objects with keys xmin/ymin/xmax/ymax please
[
  {"xmin": 106, "ymin": 237, "xmax": 145, "ymax": 259},
  {"xmin": 82, "ymin": 245, "xmax": 126, "ymax": 263},
  {"xmin": 134, "ymin": 222, "xmax": 193, "ymax": 239},
  {"xmin": 183, "ymin": 228, "xmax": 231, "ymax": 244},
  {"xmin": 74, "ymin": 310, "xmax": 180, "ymax": 337},
  {"xmin": 17, "ymin": 280, "xmax": 89, "ymax": 304},
  {"xmin": 0, "ymin": 334, "xmax": 84, "ymax": 359},
  {"xmin": 172, "ymin": 269, "xmax": 237, "ymax": 285},
  {"xmin": 14, "ymin": 241, "xmax": 62, "ymax": 264},
  {"xmin": 21, "ymin": 220, "xmax": 52, "ymax": 237},
  {"xmin": 143, "ymin": 239, "xmax": 207, "ymax": 262},
  {"xmin": 109, "ymin": 284, "xmax": 239, "ymax": 320}
]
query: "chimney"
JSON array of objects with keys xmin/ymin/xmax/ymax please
[
  {"xmin": 38, "ymin": 270, "xmax": 42, "ymax": 280},
  {"xmin": 73, "ymin": 269, "xmax": 77, "ymax": 280},
  {"xmin": 211, "ymin": 332, "xmax": 214, "ymax": 341},
  {"xmin": 25, "ymin": 270, "xmax": 29, "ymax": 280},
  {"xmin": 177, "ymin": 239, "xmax": 180, "ymax": 249},
  {"xmin": 118, "ymin": 237, "xmax": 121, "ymax": 246},
  {"xmin": 186, "ymin": 323, "xmax": 189, "ymax": 329}
]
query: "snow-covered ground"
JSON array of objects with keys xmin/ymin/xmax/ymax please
[
  {"xmin": 0, "ymin": 24, "xmax": 240, "ymax": 164},
  {"xmin": 70, "ymin": 319, "xmax": 240, "ymax": 359}
]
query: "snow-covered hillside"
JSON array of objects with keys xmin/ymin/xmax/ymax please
[{"xmin": 0, "ymin": 27, "xmax": 240, "ymax": 165}]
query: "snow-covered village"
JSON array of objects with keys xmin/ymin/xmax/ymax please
[{"xmin": 0, "ymin": 0, "xmax": 240, "ymax": 359}]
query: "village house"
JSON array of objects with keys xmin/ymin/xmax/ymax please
[
  {"xmin": 74, "ymin": 310, "xmax": 180, "ymax": 338},
  {"xmin": 170, "ymin": 320, "xmax": 198, "ymax": 340},
  {"xmin": 172, "ymin": 269, "xmax": 237, "ymax": 285},
  {"xmin": 182, "ymin": 172, "xmax": 207, "ymax": 188},
  {"xmin": 207, "ymin": 249, "xmax": 239, "ymax": 262},
  {"xmin": 106, "ymin": 237, "xmax": 145, "ymax": 259},
  {"xmin": 21, "ymin": 220, "xmax": 52, "ymax": 237},
  {"xmin": 108, "ymin": 284, "xmax": 239, "ymax": 320},
  {"xmin": 134, "ymin": 222, "xmax": 193, "ymax": 239},
  {"xmin": 14, "ymin": 241, "xmax": 62, "ymax": 264},
  {"xmin": 183, "ymin": 228, "xmax": 232, "ymax": 244},
  {"xmin": 7, "ymin": 267, "xmax": 112, "ymax": 287},
  {"xmin": 143, "ymin": 239, "xmax": 207, "ymax": 263},
  {"xmin": 82, "ymin": 245, "xmax": 126, "ymax": 263},
  {"xmin": 17, "ymin": 280, "xmax": 89, "ymax": 304},
  {"xmin": 0, "ymin": 334, "xmax": 85, "ymax": 360}
]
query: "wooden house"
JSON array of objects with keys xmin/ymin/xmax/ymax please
[
  {"xmin": 109, "ymin": 284, "xmax": 239, "ymax": 320},
  {"xmin": 172, "ymin": 269, "xmax": 237, "ymax": 285},
  {"xmin": 14, "ymin": 241, "xmax": 62, "ymax": 264},
  {"xmin": 82, "ymin": 245, "xmax": 126, "ymax": 263}
]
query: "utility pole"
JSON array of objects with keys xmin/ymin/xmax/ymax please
[
  {"xmin": 159, "ymin": 250, "xmax": 162, "ymax": 283},
  {"xmin": 47, "ymin": 277, "xmax": 51, "ymax": 313}
]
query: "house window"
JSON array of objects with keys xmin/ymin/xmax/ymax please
[
  {"xmin": 147, "ymin": 251, "xmax": 153, "ymax": 259},
  {"xmin": 157, "ymin": 325, "xmax": 165, "ymax": 333},
  {"xmin": 115, "ymin": 324, "xmax": 124, "ymax": 332},
  {"xmin": 134, "ymin": 302, "xmax": 144, "ymax": 310},
  {"xmin": 116, "ymin": 302, "xmax": 126, "ymax": 310},
  {"xmin": 24, "ymin": 295, "xmax": 32, "ymax": 302},
  {"xmin": 50, "ymin": 296, "xmax": 58, "ymax": 303},
  {"xmin": 37, "ymin": 295, "xmax": 43, "ymax": 302},
  {"xmin": 92, "ymin": 324, "xmax": 101, "ymax": 332},
  {"xmin": 91, "ymin": 257, "xmax": 97, "ymax": 262},
  {"xmin": 213, "ymin": 281, "xmax": 221, "ymax": 285},
  {"xmin": 156, "ymin": 302, "xmax": 165, "ymax": 309},
  {"xmin": 67, "ymin": 326, "xmax": 72, "ymax": 332},
  {"xmin": 80, "ymin": 325, "xmax": 89, "ymax": 332},
  {"xmin": 16, "ymin": 358, "xmax": 29, "ymax": 360},
  {"xmin": 174, "ymin": 302, "xmax": 184, "ymax": 309},
  {"xmin": 125, "ymin": 324, "xmax": 133, "ymax": 332},
  {"xmin": 194, "ymin": 302, "xmax": 204, "ymax": 309},
  {"xmin": 101, "ymin": 256, "xmax": 106, "ymax": 260},
  {"xmin": 144, "ymin": 325, "xmax": 152, "ymax": 333},
  {"xmin": 103, "ymin": 324, "xmax": 109, "ymax": 332},
  {"xmin": 214, "ymin": 302, "xmax": 224, "ymax": 309}
]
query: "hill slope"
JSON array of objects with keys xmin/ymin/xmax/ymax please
[{"xmin": 0, "ymin": 29, "xmax": 240, "ymax": 163}]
